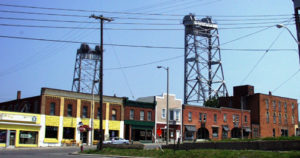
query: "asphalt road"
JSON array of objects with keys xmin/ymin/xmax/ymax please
[{"xmin": 0, "ymin": 146, "xmax": 116, "ymax": 158}]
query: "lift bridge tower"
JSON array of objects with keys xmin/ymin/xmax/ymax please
[
  {"xmin": 72, "ymin": 43, "xmax": 101, "ymax": 94},
  {"xmin": 183, "ymin": 14, "xmax": 228, "ymax": 105}
]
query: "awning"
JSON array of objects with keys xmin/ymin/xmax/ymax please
[
  {"xmin": 223, "ymin": 126, "xmax": 229, "ymax": 131},
  {"xmin": 185, "ymin": 125, "xmax": 196, "ymax": 132},
  {"xmin": 244, "ymin": 127, "xmax": 251, "ymax": 132}
]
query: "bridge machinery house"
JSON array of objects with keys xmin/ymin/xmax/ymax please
[
  {"xmin": 0, "ymin": 88, "xmax": 125, "ymax": 147},
  {"xmin": 182, "ymin": 105, "xmax": 251, "ymax": 141}
]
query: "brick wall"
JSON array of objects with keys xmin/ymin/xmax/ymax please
[
  {"xmin": 124, "ymin": 106, "xmax": 155, "ymax": 122},
  {"xmin": 63, "ymin": 98, "xmax": 77, "ymax": 117},
  {"xmin": 93, "ymin": 102, "xmax": 106, "ymax": 119},
  {"xmin": 80, "ymin": 100, "xmax": 91, "ymax": 118},
  {"xmin": 45, "ymin": 96, "xmax": 60, "ymax": 116},
  {"xmin": 109, "ymin": 104, "xmax": 121, "ymax": 121}
]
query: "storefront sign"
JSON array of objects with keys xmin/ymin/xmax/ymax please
[
  {"xmin": 0, "ymin": 113, "xmax": 37, "ymax": 122},
  {"xmin": 20, "ymin": 133, "xmax": 32, "ymax": 139}
]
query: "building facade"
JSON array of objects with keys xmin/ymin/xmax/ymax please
[
  {"xmin": 183, "ymin": 105, "xmax": 251, "ymax": 141},
  {"xmin": 0, "ymin": 88, "xmax": 125, "ymax": 147},
  {"xmin": 219, "ymin": 85, "xmax": 299, "ymax": 138}
]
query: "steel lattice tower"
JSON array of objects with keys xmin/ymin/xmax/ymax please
[
  {"xmin": 72, "ymin": 43, "xmax": 101, "ymax": 94},
  {"xmin": 183, "ymin": 14, "xmax": 228, "ymax": 105}
]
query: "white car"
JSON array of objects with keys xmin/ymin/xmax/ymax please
[{"xmin": 103, "ymin": 137, "xmax": 129, "ymax": 144}]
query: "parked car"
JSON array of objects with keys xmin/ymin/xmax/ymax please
[{"xmin": 103, "ymin": 137, "xmax": 129, "ymax": 144}]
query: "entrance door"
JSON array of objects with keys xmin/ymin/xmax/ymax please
[
  {"xmin": 9, "ymin": 130, "xmax": 16, "ymax": 146},
  {"xmin": 81, "ymin": 132, "xmax": 88, "ymax": 144}
]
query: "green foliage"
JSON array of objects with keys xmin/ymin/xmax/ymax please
[{"xmin": 204, "ymin": 97, "xmax": 219, "ymax": 108}]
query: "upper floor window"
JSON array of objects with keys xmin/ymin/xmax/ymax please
[
  {"xmin": 236, "ymin": 115, "xmax": 239, "ymax": 122},
  {"xmin": 284, "ymin": 102, "xmax": 287, "ymax": 113},
  {"xmin": 50, "ymin": 102, "xmax": 55, "ymax": 115},
  {"xmin": 175, "ymin": 111, "xmax": 179, "ymax": 121},
  {"xmin": 162, "ymin": 109, "xmax": 166, "ymax": 118},
  {"xmin": 188, "ymin": 112, "xmax": 192, "ymax": 121},
  {"xmin": 147, "ymin": 111, "xmax": 152, "ymax": 121},
  {"xmin": 170, "ymin": 110, "xmax": 174, "ymax": 120},
  {"xmin": 214, "ymin": 114, "xmax": 217, "ymax": 123},
  {"xmin": 67, "ymin": 104, "xmax": 72, "ymax": 117},
  {"xmin": 244, "ymin": 115, "xmax": 248, "ymax": 123},
  {"xmin": 130, "ymin": 109, "xmax": 134, "ymax": 120},
  {"xmin": 266, "ymin": 112, "xmax": 269, "ymax": 123},
  {"xmin": 273, "ymin": 112, "xmax": 276, "ymax": 124},
  {"xmin": 292, "ymin": 115, "xmax": 295, "ymax": 124},
  {"xmin": 279, "ymin": 113, "xmax": 282, "ymax": 124},
  {"xmin": 292, "ymin": 103, "xmax": 295, "ymax": 114},
  {"xmin": 82, "ymin": 106, "xmax": 88, "ymax": 118},
  {"xmin": 278, "ymin": 101, "xmax": 281, "ymax": 112},
  {"xmin": 265, "ymin": 99, "xmax": 269, "ymax": 110},
  {"xmin": 112, "ymin": 109, "xmax": 116, "ymax": 120},
  {"xmin": 223, "ymin": 114, "xmax": 227, "ymax": 122},
  {"xmin": 199, "ymin": 113, "xmax": 202, "ymax": 121},
  {"xmin": 233, "ymin": 115, "xmax": 236, "ymax": 122},
  {"xmin": 272, "ymin": 101, "xmax": 276, "ymax": 111},
  {"xmin": 284, "ymin": 114, "xmax": 288, "ymax": 124},
  {"xmin": 140, "ymin": 111, "xmax": 144, "ymax": 121},
  {"xmin": 203, "ymin": 113, "xmax": 207, "ymax": 122}
]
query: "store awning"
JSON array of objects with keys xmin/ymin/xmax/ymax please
[
  {"xmin": 244, "ymin": 127, "xmax": 251, "ymax": 132},
  {"xmin": 132, "ymin": 125, "xmax": 153, "ymax": 130},
  {"xmin": 223, "ymin": 126, "xmax": 229, "ymax": 131},
  {"xmin": 185, "ymin": 125, "xmax": 196, "ymax": 132}
]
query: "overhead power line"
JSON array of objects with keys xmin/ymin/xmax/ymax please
[
  {"xmin": 272, "ymin": 69, "xmax": 300, "ymax": 93},
  {"xmin": 0, "ymin": 3, "xmax": 293, "ymax": 18},
  {"xmin": 0, "ymin": 34, "xmax": 297, "ymax": 51}
]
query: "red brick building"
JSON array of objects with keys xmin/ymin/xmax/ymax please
[
  {"xmin": 183, "ymin": 105, "xmax": 251, "ymax": 141},
  {"xmin": 219, "ymin": 85, "xmax": 299, "ymax": 138}
]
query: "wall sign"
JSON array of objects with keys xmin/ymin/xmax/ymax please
[{"xmin": 0, "ymin": 113, "xmax": 37, "ymax": 122}]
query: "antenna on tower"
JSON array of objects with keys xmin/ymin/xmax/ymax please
[
  {"xmin": 183, "ymin": 14, "xmax": 228, "ymax": 105},
  {"xmin": 72, "ymin": 43, "xmax": 101, "ymax": 94}
]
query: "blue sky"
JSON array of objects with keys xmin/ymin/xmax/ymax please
[{"xmin": 0, "ymin": 0, "xmax": 299, "ymax": 119}]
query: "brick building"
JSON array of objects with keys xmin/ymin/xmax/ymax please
[
  {"xmin": 219, "ymin": 85, "xmax": 299, "ymax": 138},
  {"xmin": 123, "ymin": 98, "xmax": 155, "ymax": 142},
  {"xmin": 183, "ymin": 105, "xmax": 251, "ymax": 141}
]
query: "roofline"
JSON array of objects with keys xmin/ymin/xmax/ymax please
[{"xmin": 183, "ymin": 104, "xmax": 251, "ymax": 112}]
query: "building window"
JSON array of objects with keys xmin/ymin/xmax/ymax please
[
  {"xmin": 233, "ymin": 115, "xmax": 236, "ymax": 122},
  {"xmin": 19, "ymin": 131, "xmax": 38, "ymax": 144},
  {"xmin": 214, "ymin": 114, "xmax": 217, "ymax": 123},
  {"xmin": 244, "ymin": 115, "xmax": 248, "ymax": 123},
  {"xmin": 292, "ymin": 103, "xmax": 295, "ymax": 114},
  {"xmin": 0, "ymin": 130, "xmax": 7, "ymax": 143},
  {"xmin": 97, "ymin": 107, "xmax": 101, "ymax": 119},
  {"xmin": 273, "ymin": 128, "xmax": 275, "ymax": 137},
  {"xmin": 67, "ymin": 104, "xmax": 72, "ymax": 117},
  {"xmin": 175, "ymin": 111, "xmax": 179, "ymax": 121},
  {"xmin": 50, "ymin": 102, "xmax": 55, "ymax": 115},
  {"xmin": 284, "ymin": 102, "xmax": 287, "ymax": 113},
  {"xmin": 162, "ymin": 109, "xmax": 166, "ymax": 118},
  {"xmin": 273, "ymin": 112, "xmax": 276, "ymax": 124},
  {"xmin": 266, "ymin": 112, "xmax": 269, "ymax": 123},
  {"xmin": 112, "ymin": 109, "xmax": 116, "ymax": 120},
  {"xmin": 45, "ymin": 126, "xmax": 58, "ymax": 139},
  {"xmin": 63, "ymin": 127, "xmax": 75, "ymax": 139},
  {"xmin": 140, "ymin": 111, "xmax": 144, "ymax": 121},
  {"xmin": 279, "ymin": 113, "xmax": 282, "ymax": 124},
  {"xmin": 284, "ymin": 114, "xmax": 288, "ymax": 124},
  {"xmin": 236, "ymin": 115, "xmax": 239, "ymax": 122},
  {"xmin": 278, "ymin": 101, "xmax": 281, "ymax": 112},
  {"xmin": 199, "ymin": 113, "xmax": 202, "ymax": 121},
  {"xmin": 223, "ymin": 114, "xmax": 227, "ymax": 122},
  {"xmin": 130, "ymin": 109, "xmax": 134, "ymax": 120},
  {"xmin": 147, "ymin": 111, "xmax": 152, "ymax": 121},
  {"xmin": 188, "ymin": 112, "xmax": 192, "ymax": 121},
  {"xmin": 272, "ymin": 101, "xmax": 276, "ymax": 111},
  {"xmin": 212, "ymin": 127, "xmax": 218, "ymax": 137},
  {"xmin": 170, "ymin": 110, "xmax": 174, "ymax": 120},
  {"xmin": 265, "ymin": 99, "xmax": 269, "ymax": 110},
  {"xmin": 203, "ymin": 113, "xmax": 207, "ymax": 122},
  {"xmin": 292, "ymin": 115, "xmax": 295, "ymax": 124},
  {"xmin": 82, "ymin": 106, "xmax": 88, "ymax": 118}
]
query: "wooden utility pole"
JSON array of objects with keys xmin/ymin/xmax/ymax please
[{"xmin": 89, "ymin": 14, "xmax": 112, "ymax": 150}]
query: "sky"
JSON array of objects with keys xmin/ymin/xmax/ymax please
[{"xmin": 0, "ymin": 0, "xmax": 299, "ymax": 120}]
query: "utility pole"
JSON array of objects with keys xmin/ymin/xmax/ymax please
[
  {"xmin": 292, "ymin": 0, "xmax": 300, "ymax": 64},
  {"xmin": 90, "ymin": 14, "xmax": 112, "ymax": 150}
]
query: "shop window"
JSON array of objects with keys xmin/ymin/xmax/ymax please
[
  {"xmin": 0, "ymin": 130, "xmax": 6, "ymax": 143},
  {"xmin": 109, "ymin": 130, "xmax": 119, "ymax": 138},
  {"xmin": 50, "ymin": 102, "xmax": 55, "ymax": 115},
  {"xmin": 265, "ymin": 99, "xmax": 269, "ymax": 110},
  {"xmin": 19, "ymin": 131, "xmax": 38, "ymax": 144},
  {"xmin": 94, "ymin": 129, "xmax": 104, "ymax": 140},
  {"xmin": 45, "ymin": 126, "xmax": 58, "ymax": 139},
  {"xmin": 67, "ymin": 104, "xmax": 72, "ymax": 117},
  {"xmin": 112, "ymin": 109, "xmax": 117, "ymax": 120},
  {"xmin": 162, "ymin": 109, "xmax": 166, "ymax": 118},
  {"xmin": 82, "ymin": 106, "xmax": 88, "ymax": 118},
  {"xmin": 147, "ymin": 111, "xmax": 152, "ymax": 121},
  {"xmin": 130, "ymin": 109, "xmax": 134, "ymax": 120},
  {"xmin": 140, "ymin": 111, "xmax": 144, "ymax": 121},
  {"xmin": 188, "ymin": 112, "xmax": 192, "ymax": 121},
  {"xmin": 223, "ymin": 114, "xmax": 227, "ymax": 122},
  {"xmin": 253, "ymin": 128, "xmax": 259, "ymax": 137},
  {"xmin": 199, "ymin": 113, "xmax": 202, "ymax": 121},
  {"xmin": 214, "ymin": 114, "xmax": 217, "ymax": 123},
  {"xmin": 212, "ymin": 127, "xmax": 218, "ymax": 138},
  {"xmin": 63, "ymin": 127, "xmax": 75, "ymax": 139}
]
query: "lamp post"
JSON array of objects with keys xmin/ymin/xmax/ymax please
[
  {"xmin": 276, "ymin": 24, "xmax": 300, "ymax": 65},
  {"xmin": 157, "ymin": 66, "xmax": 169, "ymax": 145}
]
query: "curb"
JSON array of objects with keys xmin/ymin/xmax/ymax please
[{"xmin": 69, "ymin": 152, "xmax": 151, "ymax": 158}]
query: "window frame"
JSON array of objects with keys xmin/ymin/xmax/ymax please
[
  {"xmin": 82, "ymin": 106, "xmax": 88, "ymax": 118},
  {"xmin": 162, "ymin": 109, "xmax": 166, "ymax": 118},
  {"xmin": 188, "ymin": 112, "xmax": 192, "ymax": 121},
  {"xmin": 140, "ymin": 110, "xmax": 144, "ymax": 121},
  {"xmin": 50, "ymin": 102, "xmax": 56, "ymax": 115},
  {"xmin": 147, "ymin": 111, "xmax": 152, "ymax": 121},
  {"xmin": 130, "ymin": 109, "xmax": 134, "ymax": 120},
  {"xmin": 111, "ymin": 109, "xmax": 117, "ymax": 120},
  {"xmin": 67, "ymin": 104, "xmax": 73, "ymax": 117}
]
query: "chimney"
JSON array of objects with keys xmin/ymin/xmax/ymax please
[
  {"xmin": 269, "ymin": 91, "xmax": 272, "ymax": 96},
  {"xmin": 17, "ymin": 91, "xmax": 21, "ymax": 100}
]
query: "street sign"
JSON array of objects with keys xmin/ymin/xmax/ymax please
[
  {"xmin": 79, "ymin": 126, "xmax": 86, "ymax": 132},
  {"xmin": 157, "ymin": 129, "xmax": 162, "ymax": 137}
]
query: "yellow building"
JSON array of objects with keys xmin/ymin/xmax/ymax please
[{"xmin": 0, "ymin": 88, "xmax": 125, "ymax": 147}]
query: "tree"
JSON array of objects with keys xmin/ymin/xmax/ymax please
[{"xmin": 204, "ymin": 97, "xmax": 220, "ymax": 108}]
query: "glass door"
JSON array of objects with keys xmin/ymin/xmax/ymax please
[{"xmin": 9, "ymin": 130, "xmax": 16, "ymax": 146}]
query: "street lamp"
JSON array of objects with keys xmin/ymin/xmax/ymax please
[{"xmin": 157, "ymin": 65, "xmax": 169, "ymax": 145}]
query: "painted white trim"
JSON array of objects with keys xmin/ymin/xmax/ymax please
[
  {"xmin": 154, "ymin": 97, "xmax": 157, "ymax": 142},
  {"xmin": 76, "ymin": 117, "xmax": 81, "ymax": 143},
  {"xmin": 120, "ymin": 121, "xmax": 124, "ymax": 138},
  {"xmin": 58, "ymin": 116, "xmax": 63, "ymax": 146},
  {"xmin": 39, "ymin": 114, "xmax": 46, "ymax": 147},
  {"xmin": 105, "ymin": 119, "xmax": 109, "ymax": 140},
  {"xmin": 0, "ymin": 122, "xmax": 41, "ymax": 127}
]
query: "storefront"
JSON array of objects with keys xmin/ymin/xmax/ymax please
[
  {"xmin": 124, "ymin": 120, "xmax": 154, "ymax": 142},
  {"xmin": 0, "ymin": 111, "xmax": 41, "ymax": 148}
]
